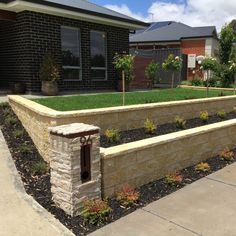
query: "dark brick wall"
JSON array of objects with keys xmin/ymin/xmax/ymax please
[{"xmin": 0, "ymin": 11, "xmax": 129, "ymax": 92}]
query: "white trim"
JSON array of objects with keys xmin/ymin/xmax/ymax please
[
  {"xmin": 130, "ymin": 42, "xmax": 180, "ymax": 47},
  {"xmin": 1, "ymin": 0, "xmax": 145, "ymax": 29}
]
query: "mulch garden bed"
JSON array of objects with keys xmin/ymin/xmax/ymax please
[
  {"xmin": 0, "ymin": 103, "xmax": 236, "ymax": 236},
  {"xmin": 101, "ymin": 112, "xmax": 236, "ymax": 148}
]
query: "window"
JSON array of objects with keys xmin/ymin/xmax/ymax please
[
  {"xmin": 90, "ymin": 31, "xmax": 107, "ymax": 80},
  {"xmin": 61, "ymin": 26, "xmax": 81, "ymax": 80}
]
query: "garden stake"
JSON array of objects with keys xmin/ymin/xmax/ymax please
[{"xmin": 122, "ymin": 70, "xmax": 125, "ymax": 106}]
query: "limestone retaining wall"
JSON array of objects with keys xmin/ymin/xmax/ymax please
[
  {"xmin": 8, "ymin": 95, "xmax": 236, "ymax": 162},
  {"xmin": 101, "ymin": 119, "xmax": 236, "ymax": 197}
]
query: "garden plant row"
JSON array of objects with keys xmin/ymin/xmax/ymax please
[{"xmin": 0, "ymin": 103, "xmax": 236, "ymax": 236}]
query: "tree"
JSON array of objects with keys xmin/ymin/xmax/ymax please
[
  {"xmin": 219, "ymin": 25, "xmax": 234, "ymax": 64},
  {"xmin": 162, "ymin": 54, "xmax": 182, "ymax": 89},
  {"xmin": 145, "ymin": 61, "xmax": 159, "ymax": 88}
]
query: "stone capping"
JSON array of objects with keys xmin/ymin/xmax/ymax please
[
  {"xmin": 49, "ymin": 123, "xmax": 100, "ymax": 138},
  {"xmin": 8, "ymin": 94, "xmax": 236, "ymax": 117},
  {"xmin": 101, "ymin": 118, "xmax": 236, "ymax": 159},
  {"xmin": 180, "ymin": 85, "xmax": 236, "ymax": 91}
]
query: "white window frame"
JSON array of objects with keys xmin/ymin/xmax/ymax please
[
  {"xmin": 61, "ymin": 26, "xmax": 82, "ymax": 81},
  {"xmin": 90, "ymin": 30, "xmax": 107, "ymax": 81}
]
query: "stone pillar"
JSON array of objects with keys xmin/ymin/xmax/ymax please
[{"xmin": 49, "ymin": 123, "xmax": 101, "ymax": 217}]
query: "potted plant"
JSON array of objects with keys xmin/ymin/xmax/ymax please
[
  {"xmin": 145, "ymin": 60, "xmax": 159, "ymax": 89},
  {"xmin": 113, "ymin": 53, "xmax": 135, "ymax": 92},
  {"xmin": 39, "ymin": 53, "xmax": 60, "ymax": 96},
  {"xmin": 162, "ymin": 54, "xmax": 182, "ymax": 89}
]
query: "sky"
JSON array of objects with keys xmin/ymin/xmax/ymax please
[{"xmin": 90, "ymin": 0, "xmax": 236, "ymax": 31}]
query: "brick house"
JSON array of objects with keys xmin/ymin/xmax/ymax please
[
  {"xmin": 0, "ymin": 0, "xmax": 147, "ymax": 93},
  {"xmin": 130, "ymin": 21, "xmax": 218, "ymax": 89}
]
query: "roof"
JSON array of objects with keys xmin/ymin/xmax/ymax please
[
  {"xmin": 130, "ymin": 22, "xmax": 217, "ymax": 43},
  {"xmin": 0, "ymin": 0, "xmax": 148, "ymax": 29}
]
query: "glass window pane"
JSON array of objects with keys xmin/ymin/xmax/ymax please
[
  {"xmin": 91, "ymin": 69, "xmax": 106, "ymax": 80},
  {"xmin": 62, "ymin": 68, "xmax": 81, "ymax": 80},
  {"xmin": 61, "ymin": 27, "xmax": 80, "ymax": 67},
  {"xmin": 90, "ymin": 31, "xmax": 106, "ymax": 68}
]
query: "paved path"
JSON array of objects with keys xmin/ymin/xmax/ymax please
[
  {"xmin": 91, "ymin": 163, "xmax": 236, "ymax": 236},
  {"xmin": 0, "ymin": 130, "xmax": 74, "ymax": 236}
]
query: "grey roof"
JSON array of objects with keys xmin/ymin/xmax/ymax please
[
  {"xmin": 3, "ymin": 0, "xmax": 148, "ymax": 27},
  {"xmin": 130, "ymin": 22, "xmax": 217, "ymax": 43}
]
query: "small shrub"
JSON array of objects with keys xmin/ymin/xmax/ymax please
[
  {"xmin": 191, "ymin": 76, "xmax": 203, "ymax": 86},
  {"xmin": 195, "ymin": 162, "xmax": 211, "ymax": 172},
  {"xmin": 32, "ymin": 161, "xmax": 48, "ymax": 175},
  {"xmin": 144, "ymin": 118, "xmax": 157, "ymax": 134},
  {"xmin": 181, "ymin": 80, "xmax": 191, "ymax": 86},
  {"xmin": 13, "ymin": 129, "xmax": 25, "ymax": 138},
  {"xmin": 105, "ymin": 129, "xmax": 120, "ymax": 143},
  {"xmin": 165, "ymin": 173, "xmax": 183, "ymax": 186},
  {"xmin": 233, "ymin": 107, "xmax": 236, "ymax": 113},
  {"xmin": 219, "ymin": 147, "xmax": 234, "ymax": 161},
  {"xmin": 5, "ymin": 116, "xmax": 17, "ymax": 126},
  {"xmin": 175, "ymin": 116, "xmax": 186, "ymax": 129},
  {"xmin": 81, "ymin": 199, "xmax": 112, "ymax": 225},
  {"xmin": 0, "ymin": 102, "xmax": 9, "ymax": 109},
  {"xmin": 116, "ymin": 184, "xmax": 140, "ymax": 208},
  {"xmin": 199, "ymin": 111, "xmax": 209, "ymax": 122},
  {"xmin": 18, "ymin": 144, "xmax": 33, "ymax": 155},
  {"xmin": 216, "ymin": 110, "xmax": 226, "ymax": 119}
]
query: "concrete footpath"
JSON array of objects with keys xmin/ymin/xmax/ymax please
[
  {"xmin": 91, "ymin": 163, "xmax": 236, "ymax": 236},
  {"xmin": 0, "ymin": 130, "xmax": 74, "ymax": 236}
]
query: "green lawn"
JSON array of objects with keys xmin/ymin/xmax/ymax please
[{"xmin": 33, "ymin": 88, "xmax": 235, "ymax": 111}]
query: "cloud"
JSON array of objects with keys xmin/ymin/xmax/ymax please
[{"xmin": 105, "ymin": 0, "xmax": 236, "ymax": 31}]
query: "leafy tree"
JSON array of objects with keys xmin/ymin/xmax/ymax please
[
  {"xmin": 145, "ymin": 61, "xmax": 159, "ymax": 87},
  {"xmin": 219, "ymin": 25, "xmax": 234, "ymax": 64},
  {"xmin": 162, "ymin": 54, "xmax": 182, "ymax": 88}
]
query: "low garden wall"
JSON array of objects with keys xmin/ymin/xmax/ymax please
[
  {"xmin": 8, "ymin": 95, "xmax": 236, "ymax": 162},
  {"xmin": 101, "ymin": 119, "xmax": 236, "ymax": 196}
]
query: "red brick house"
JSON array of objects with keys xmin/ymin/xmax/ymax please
[{"xmin": 130, "ymin": 21, "xmax": 218, "ymax": 89}]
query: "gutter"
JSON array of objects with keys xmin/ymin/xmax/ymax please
[{"xmin": 2, "ymin": 0, "xmax": 149, "ymax": 29}]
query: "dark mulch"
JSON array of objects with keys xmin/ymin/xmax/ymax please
[
  {"xmin": 101, "ymin": 112, "xmax": 236, "ymax": 148},
  {"xmin": 0, "ymin": 103, "xmax": 236, "ymax": 236}
]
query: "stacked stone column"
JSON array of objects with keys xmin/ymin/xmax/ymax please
[{"xmin": 49, "ymin": 123, "xmax": 101, "ymax": 216}]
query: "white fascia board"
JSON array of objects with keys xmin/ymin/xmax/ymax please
[
  {"xmin": 1, "ymin": 0, "xmax": 145, "ymax": 30},
  {"xmin": 130, "ymin": 42, "xmax": 180, "ymax": 46}
]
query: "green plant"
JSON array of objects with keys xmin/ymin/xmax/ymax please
[
  {"xmin": 105, "ymin": 129, "xmax": 120, "ymax": 143},
  {"xmin": 195, "ymin": 162, "xmax": 211, "ymax": 172},
  {"xmin": 116, "ymin": 184, "xmax": 140, "ymax": 208},
  {"xmin": 162, "ymin": 54, "xmax": 182, "ymax": 88},
  {"xmin": 39, "ymin": 53, "xmax": 60, "ymax": 82},
  {"xmin": 175, "ymin": 116, "xmax": 186, "ymax": 129},
  {"xmin": 13, "ymin": 129, "xmax": 25, "ymax": 138},
  {"xmin": 145, "ymin": 61, "xmax": 159, "ymax": 82},
  {"xmin": 199, "ymin": 111, "xmax": 209, "ymax": 122},
  {"xmin": 201, "ymin": 56, "xmax": 218, "ymax": 72},
  {"xmin": 0, "ymin": 102, "xmax": 9, "ymax": 109},
  {"xmin": 81, "ymin": 199, "xmax": 112, "ymax": 225},
  {"xmin": 180, "ymin": 80, "xmax": 191, "ymax": 86},
  {"xmin": 18, "ymin": 144, "xmax": 33, "ymax": 155},
  {"xmin": 31, "ymin": 161, "xmax": 48, "ymax": 175},
  {"xmin": 191, "ymin": 76, "xmax": 203, "ymax": 86},
  {"xmin": 219, "ymin": 147, "xmax": 234, "ymax": 161},
  {"xmin": 216, "ymin": 110, "xmax": 226, "ymax": 119},
  {"xmin": 165, "ymin": 173, "xmax": 183, "ymax": 186},
  {"xmin": 113, "ymin": 53, "xmax": 135, "ymax": 82},
  {"xmin": 5, "ymin": 116, "xmax": 17, "ymax": 126},
  {"xmin": 3, "ymin": 107, "xmax": 13, "ymax": 117},
  {"xmin": 144, "ymin": 118, "xmax": 157, "ymax": 134}
]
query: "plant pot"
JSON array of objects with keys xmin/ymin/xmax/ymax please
[
  {"xmin": 117, "ymin": 80, "xmax": 130, "ymax": 92},
  {"xmin": 11, "ymin": 82, "xmax": 26, "ymax": 94},
  {"xmin": 41, "ymin": 81, "xmax": 59, "ymax": 96}
]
